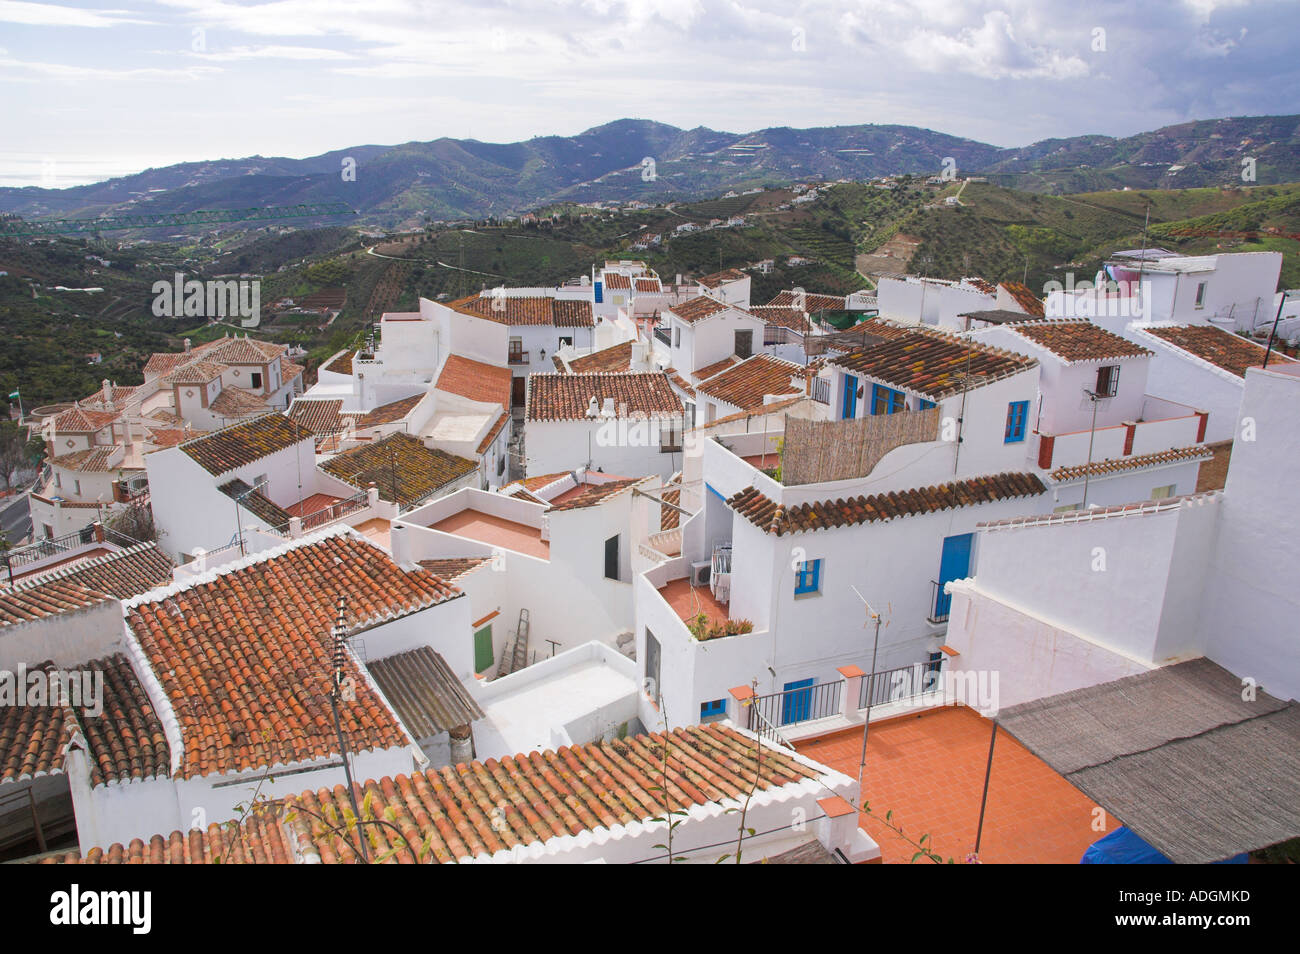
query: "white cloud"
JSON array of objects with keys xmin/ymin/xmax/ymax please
[{"xmin": 0, "ymin": 1, "xmax": 147, "ymax": 27}]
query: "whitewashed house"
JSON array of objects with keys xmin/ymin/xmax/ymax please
[{"xmin": 524, "ymin": 371, "xmax": 686, "ymax": 479}]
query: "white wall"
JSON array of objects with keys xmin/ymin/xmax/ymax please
[
  {"xmin": 1198, "ymin": 364, "xmax": 1300, "ymax": 700},
  {"xmin": 525, "ymin": 416, "xmax": 686, "ymax": 479}
]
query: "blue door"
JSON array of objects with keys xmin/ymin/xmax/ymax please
[
  {"xmin": 934, "ymin": 533, "xmax": 974, "ymax": 619},
  {"xmin": 841, "ymin": 374, "xmax": 858, "ymax": 419},
  {"xmin": 782, "ymin": 678, "xmax": 815, "ymax": 724}
]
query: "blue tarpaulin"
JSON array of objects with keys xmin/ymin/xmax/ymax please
[{"xmin": 1081, "ymin": 827, "xmax": 1248, "ymax": 865}]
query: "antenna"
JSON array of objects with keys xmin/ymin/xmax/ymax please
[
  {"xmin": 328, "ymin": 595, "xmax": 369, "ymax": 862},
  {"xmin": 849, "ymin": 586, "xmax": 887, "ymax": 807}
]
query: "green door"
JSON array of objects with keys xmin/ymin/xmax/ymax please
[{"xmin": 474, "ymin": 625, "xmax": 493, "ymax": 673}]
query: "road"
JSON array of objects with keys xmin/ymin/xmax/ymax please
[{"xmin": 1, "ymin": 493, "xmax": 32, "ymax": 545}]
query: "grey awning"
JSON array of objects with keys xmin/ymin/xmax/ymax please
[
  {"xmin": 996, "ymin": 658, "xmax": 1300, "ymax": 864},
  {"xmin": 367, "ymin": 646, "xmax": 485, "ymax": 739}
]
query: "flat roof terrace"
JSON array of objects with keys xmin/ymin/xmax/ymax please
[{"xmin": 427, "ymin": 509, "xmax": 549, "ymax": 560}]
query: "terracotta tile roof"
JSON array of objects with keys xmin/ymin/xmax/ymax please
[
  {"xmin": 57, "ymin": 806, "xmax": 295, "ymax": 864},
  {"xmin": 545, "ymin": 477, "xmax": 644, "ymax": 513},
  {"xmin": 726, "ymin": 472, "xmax": 1047, "ymax": 536},
  {"xmin": 660, "ymin": 487, "xmax": 681, "ymax": 531},
  {"xmin": 416, "ymin": 557, "xmax": 490, "ymax": 580},
  {"xmin": 668, "ymin": 296, "xmax": 732, "ymax": 324},
  {"xmin": 322, "ymin": 350, "xmax": 355, "ymax": 375},
  {"xmin": 436, "ymin": 354, "xmax": 512, "ymax": 407},
  {"xmin": 51, "ymin": 446, "xmax": 118, "ymax": 472},
  {"xmin": 143, "ymin": 351, "xmax": 194, "ymax": 378},
  {"xmin": 321, "ymin": 432, "xmax": 477, "ymax": 507},
  {"xmin": 180, "ymin": 413, "xmax": 306, "ymax": 476},
  {"xmin": 366, "ymin": 646, "xmax": 485, "ymax": 738},
  {"xmin": 147, "ymin": 427, "xmax": 200, "ymax": 449},
  {"xmin": 288, "ymin": 398, "xmax": 346, "ymax": 437},
  {"xmin": 1010, "ymin": 320, "xmax": 1153, "ymax": 363},
  {"xmin": 694, "ymin": 396, "xmax": 810, "ymax": 430},
  {"xmin": 751, "ymin": 305, "xmax": 813, "ymax": 333},
  {"xmin": 1000, "ymin": 281, "xmax": 1045, "ymax": 317},
  {"xmin": 765, "ymin": 290, "xmax": 845, "ymax": 311},
  {"xmin": 830, "ymin": 328, "xmax": 1037, "ymax": 400},
  {"xmin": 54, "ymin": 723, "xmax": 826, "ymax": 864},
  {"xmin": 695, "ymin": 354, "xmax": 803, "ymax": 411},
  {"xmin": 14, "ymin": 543, "xmax": 174, "ymax": 601},
  {"xmin": 527, "ymin": 372, "xmax": 683, "ymax": 422},
  {"xmin": 1049, "ymin": 445, "xmax": 1214, "ymax": 482},
  {"xmin": 279, "ymin": 357, "xmax": 305, "ymax": 381},
  {"xmin": 664, "ymin": 368, "xmax": 694, "ymax": 395},
  {"xmin": 603, "ymin": 272, "xmax": 632, "ymax": 290},
  {"xmin": 124, "ymin": 531, "xmax": 462, "ymax": 779},
  {"xmin": 0, "ymin": 579, "xmax": 111, "ymax": 628},
  {"xmin": 476, "ymin": 411, "xmax": 511, "ymax": 455},
  {"xmin": 147, "ymin": 408, "xmax": 182, "ymax": 425},
  {"xmin": 0, "ymin": 654, "xmax": 170, "ymax": 787},
  {"xmin": 698, "ymin": 268, "xmax": 747, "ymax": 287},
  {"xmin": 353, "ymin": 393, "xmax": 425, "ymax": 429},
  {"xmin": 448, "ymin": 295, "xmax": 594, "ymax": 327},
  {"xmin": 219, "ymin": 478, "xmax": 292, "ymax": 528},
  {"xmin": 521, "ymin": 472, "xmax": 570, "ymax": 492},
  {"xmin": 1140, "ymin": 324, "xmax": 1296, "ymax": 377},
  {"xmin": 53, "ymin": 405, "xmax": 118, "ymax": 433},
  {"xmin": 204, "ymin": 337, "xmax": 285, "ymax": 366},
  {"xmin": 634, "ymin": 277, "xmax": 662, "ymax": 292},
  {"xmin": 568, "ymin": 341, "xmax": 634, "ymax": 374},
  {"xmin": 964, "ymin": 277, "xmax": 997, "ymax": 295},
  {"xmin": 164, "ymin": 360, "xmax": 228, "ymax": 386},
  {"xmin": 694, "ymin": 355, "xmax": 742, "ymax": 379},
  {"xmin": 209, "ymin": 387, "xmax": 269, "ymax": 418},
  {"xmin": 509, "ymin": 487, "xmax": 549, "ymax": 504}
]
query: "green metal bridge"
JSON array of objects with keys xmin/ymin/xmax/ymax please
[{"xmin": 0, "ymin": 201, "xmax": 356, "ymax": 237}]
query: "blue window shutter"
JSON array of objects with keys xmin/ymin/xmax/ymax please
[{"xmin": 1004, "ymin": 400, "xmax": 1028, "ymax": 443}]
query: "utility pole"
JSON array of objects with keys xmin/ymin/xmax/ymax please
[{"xmin": 1081, "ymin": 389, "xmax": 1101, "ymax": 508}]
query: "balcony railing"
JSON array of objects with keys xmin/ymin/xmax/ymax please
[
  {"xmin": 299, "ymin": 489, "xmax": 370, "ymax": 533},
  {"xmin": 653, "ymin": 327, "xmax": 671, "ymax": 347},
  {"xmin": 751, "ymin": 680, "xmax": 842, "ymax": 729},
  {"xmin": 859, "ymin": 659, "xmax": 944, "ymax": 709},
  {"xmin": 928, "ymin": 579, "xmax": 951, "ymax": 624},
  {"xmin": 507, "ymin": 350, "xmax": 528, "ymax": 365}
]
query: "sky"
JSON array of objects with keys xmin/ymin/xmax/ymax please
[{"xmin": 2, "ymin": 0, "xmax": 1298, "ymax": 187}]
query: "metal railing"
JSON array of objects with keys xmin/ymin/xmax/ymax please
[
  {"xmin": 859, "ymin": 660, "xmax": 944, "ymax": 709},
  {"xmin": 2, "ymin": 523, "xmax": 103, "ymax": 572},
  {"xmin": 299, "ymin": 489, "xmax": 370, "ymax": 532},
  {"xmin": 507, "ymin": 350, "xmax": 528, "ymax": 365},
  {"xmin": 653, "ymin": 326, "xmax": 671, "ymax": 347},
  {"xmin": 745, "ymin": 703, "xmax": 793, "ymax": 748},
  {"xmin": 928, "ymin": 579, "xmax": 950, "ymax": 624},
  {"xmin": 751, "ymin": 680, "xmax": 842, "ymax": 729}
]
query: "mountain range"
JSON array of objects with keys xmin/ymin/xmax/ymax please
[{"xmin": 3, "ymin": 115, "xmax": 1299, "ymax": 227}]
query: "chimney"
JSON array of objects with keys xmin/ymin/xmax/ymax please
[
  {"xmin": 101, "ymin": 379, "xmax": 113, "ymax": 408},
  {"xmin": 183, "ymin": 338, "xmax": 192, "ymax": 352},
  {"xmin": 586, "ymin": 396, "xmax": 599, "ymax": 418},
  {"xmin": 601, "ymin": 397, "xmax": 616, "ymax": 418}
]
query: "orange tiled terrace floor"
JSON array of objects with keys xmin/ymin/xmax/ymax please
[
  {"xmin": 742, "ymin": 452, "xmax": 780, "ymax": 470},
  {"xmin": 428, "ymin": 509, "xmax": 549, "ymax": 560},
  {"xmin": 797, "ymin": 706, "xmax": 1113, "ymax": 864},
  {"xmin": 657, "ymin": 577, "xmax": 730, "ymax": 629}
]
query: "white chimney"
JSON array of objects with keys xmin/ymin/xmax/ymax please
[
  {"xmin": 183, "ymin": 338, "xmax": 192, "ymax": 352},
  {"xmin": 586, "ymin": 396, "xmax": 599, "ymax": 418},
  {"xmin": 601, "ymin": 397, "xmax": 616, "ymax": 418}
]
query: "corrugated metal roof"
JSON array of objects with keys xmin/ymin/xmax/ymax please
[{"xmin": 367, "ymin": 646, "xmax": 485, "ymax": 738}]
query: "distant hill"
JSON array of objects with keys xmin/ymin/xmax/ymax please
[{"xmin": 3, "ymin": 115, "xmax": 1297, "ymax": 227}]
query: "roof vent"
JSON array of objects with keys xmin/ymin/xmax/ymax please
[{"xmin": 586, "ymin": 396, "xmax": 600, "ymax": 418}]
